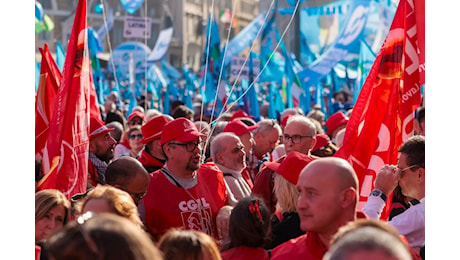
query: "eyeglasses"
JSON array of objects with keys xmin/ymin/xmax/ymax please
[
  {"xmin": 231, "ymin": 145, "xmax": 245, "ymax": 154},
  {"xmin": 168, "ymin": 141, "xmax": 204, "ymax": 152},
  {"xmin": 396, "ymin": 165, "xmax": 421, "ymax": 177},
  {"xmin": 76, "ymin": 212, "xmax": 100, "ymax": 255},
  {"xmin": 282, "ymin": 134, "xmax": 313, "ymax": 144},
  {"xmin": 129, "ymin": 134, "xmax": 143, "ymax": 140},
  {"xmin": 115, "ymin": 185, "xmax": 147, "ymax": 203},
  {"xmin": 129, "ymin": 120, "xmax": 143, "ymax": 126}
]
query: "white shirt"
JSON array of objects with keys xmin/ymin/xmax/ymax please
[
  {"xmin": 362, "ymin": 196, "xmax": 425, "ymax": 248},
  {"xmin": 215, "ymin": 163, "xmax": 251, "ymax": 204}
]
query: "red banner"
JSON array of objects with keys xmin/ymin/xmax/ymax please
[
  {"xmin": 35, "ymin": 44, "xmax": 62, "ymax": 160},
  {"xmin": 334, "ymin": 0, "xmax": 424, "ymax": 220},
  {"xmin": 37, "ymin": 0, "xmax": 91, "ymax": 199}
]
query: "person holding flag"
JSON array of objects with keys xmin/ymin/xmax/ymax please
[{"xmin": 362, "ymin": 135, "xmax": 425, "ymax": 253}]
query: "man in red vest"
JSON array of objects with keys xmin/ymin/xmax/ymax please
[{"xmin": 142, "ymin": 118, "xmax": 232, "ymax": 243}]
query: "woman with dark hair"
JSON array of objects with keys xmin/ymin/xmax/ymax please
[{"xmin": 220, "ymin": 196, "xmax": 272, "ymax": 260}]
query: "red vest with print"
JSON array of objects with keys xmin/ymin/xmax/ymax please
[{"xmin": 143, "ymin": 163, "xmax": 228, "ymax": 241}]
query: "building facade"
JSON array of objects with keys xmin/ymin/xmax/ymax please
[{"xmin": 36, "ymin": 0, "xmax": 259, "ymax": 73}]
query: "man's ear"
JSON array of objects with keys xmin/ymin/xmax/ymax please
[
  {"xmin": 88, "ymin": 140, "xmax": 96, "ymax": 153},
  {"xmin": 417, "ymin": 167, "xmax": 425, "ymax": 183},
  {"xmin": 340, "ymin": 187, "xmax": 357, "ymax": 208},
  {"xmin": 216, "ymin": 153, "xmax": 224, "ymax": 165}
]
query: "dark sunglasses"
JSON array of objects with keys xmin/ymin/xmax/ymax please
[
  {"xmin": 129, "ymin": 134, "xmax": 143, "ymax": 140},
  {"xmin": 129, "ymin": 120, "xmax": 143, "ymax": 125}
]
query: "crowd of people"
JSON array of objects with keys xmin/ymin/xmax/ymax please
[{"xmin": 34, "ymin": 94, "xmax": 426, "ymax": 260}]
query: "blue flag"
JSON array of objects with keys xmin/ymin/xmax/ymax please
[
  {"xmin": 296, "ymin": 0, "xmax": 371, "ymax": 92},
  {"xmin": 222, "ymin": 13, "xmax": 266, "ymax": 67},
  {"xmin": 247, "ymin": 52, "xmax": 260, "ymax": 121},
  {"xmin": 200, "ymin": 14, "xmax": 222, "ymax": 110},
  {"xmin": 56, "ymin": 41, "xmax": 66, "ymax": 72}
]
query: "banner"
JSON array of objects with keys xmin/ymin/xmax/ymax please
[
  {"xmin": 222, "ymin": 13, "xmax": 266, "ymax": 67},
  {"xmin": 297, "ymin": 0, "xmax": 371, "ymax": 91},
  {"xmin": 147, "ymin": 27, "xmax": 174, "ymax": 62},
  {"xmin": 37, "ymin": 0, "xmax": 95, "ymax": 199},
  {"xmin": 334, "ymin": 0, "xmax": 424, "ymax": 220},
  {"xmin": 109, "ymin": 41, "xmax": 151, "ymax": 77}
]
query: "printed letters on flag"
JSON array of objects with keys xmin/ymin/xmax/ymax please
[{"xmin": 334, "ymin": 0, "xmax": 424, "ymax": 220}]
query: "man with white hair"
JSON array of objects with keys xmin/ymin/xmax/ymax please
[{"xmin": 211, "ymin": 132, "xmax": 251, "ymax": 203}]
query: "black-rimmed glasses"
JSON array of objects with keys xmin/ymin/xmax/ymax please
[
  {"xmin": 115, "ymin": 185, "xmax": 147, "ymax": 203},
  {"xmin": 282, "ymin": 134, "xmax": 313, "ymax": 144},
  {"xmin": 168, "ymin": 141, "xmax": 204, "ymax": 152}
]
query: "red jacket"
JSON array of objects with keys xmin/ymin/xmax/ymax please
[
  {"xmin": 251, "ymin": 156, "xmax": 285, "ymax": 213},
  {"xmin": 137, "ymin": 150, "xmax": 164, "ymax": 173}
]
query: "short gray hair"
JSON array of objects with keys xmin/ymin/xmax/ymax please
[{"xmin": 210, "ymin": 132, "xmax": 239, "ymax": 163}]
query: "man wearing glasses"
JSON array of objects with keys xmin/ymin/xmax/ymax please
[
  {"xmin": 105, "ymin": 156, "xmax": 150, "ymax": 206},
  {"xmin": 252, "ymin": 115, "xmax": 318, "ymax": 213},
  {"xmin": 362, "ymin": 135, "xmax": 425, "ymax": 253},
  {"xmin": 142, "ymin": 118, "xmax": 232, "ymax": 243}
]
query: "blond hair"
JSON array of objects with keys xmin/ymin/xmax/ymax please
[
  {"xmin": 75, "ymin": 185, "xmax": 144, "ymax": 230},
  {"xmin": 273, "ymin": 173, "xmax": 299, "ymax": 213}
]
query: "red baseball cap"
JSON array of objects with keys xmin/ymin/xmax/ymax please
[
  {"xmin": 128, "ymin": 110, "xmax": 145, "ymax": 123},
  {"xmin": 311, "ymin": 134, "xmax": 331, "ymax": 152},
  {"xmin": 264, "ymin": 151, "xmax": 314, "ymax": 185},
  {"xmin": 90, "ymin": 117, "xmax": 114, "ymax": 140},
  {"xmin": 140, "ymin": 115, "xmax": 169, "ymax": 144},
  {"xmin": 280, "ymin": 114, "xmax": 293, "ymax": 127},
  {"xmin": 223, "ymin": 119, "xmax": 258, "ymax": 137},
  {"xmin": 160, "ymin": 118, "xmax": 206, "ymax": 145},
  {"xmin": 230, "ymin": 110, "xmax": 255, "ymax": 121},
  {"xmin": 326, "ymin": 112, "xmax": 348, "ymax": 135}
]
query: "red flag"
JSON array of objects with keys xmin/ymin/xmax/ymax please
[
  {"xmin": 37, "ymin": 0, "xmax": 92, "ymax": 199},
  {"xmin": 35, "ymin": 44, "xmax": 62, "ymax": 160},
  {"xmin": 334, "ymin": 0, "xmax": 424, "ymax": 220}
]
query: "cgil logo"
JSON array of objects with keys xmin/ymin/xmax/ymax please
[{"xmin": 179, "ymin": 198, "xmax": 210, "ymax": 212}]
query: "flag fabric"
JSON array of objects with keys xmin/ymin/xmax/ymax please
[
  {"xmin": 247, "ymin": 52, "xmax": 260, "ymax": 121},
  {"xmin": 354, "ymin": 40, "xmax": 376, "ymax": 103},
  {"xmin": 35, "ymin": 59, "xmax": 41, "ymax": 92},
  {"xmin": 35, "ymin": 43, "xmax": 62, "ymax": 160},
  {"xmin": 200, "ymin": 14, "xmax": 224, "ymax": 115},
  {"xmin": 334, "ymin": 0, "xmax": 424, "ymax": 220},
  {"xmin": 37, "ymin": 0, "xmax": 97, "ymax": 199},
  {"xmin": 296, "ymin": 0, "xmax": 371, "ymax": 93},
  {"xmin": 35, "ymin": 1, "xmax": 55, "ymax": 34},
  {"xmin": 56, "ymin": 41, "xmax": 66, "ymax": 72}
]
